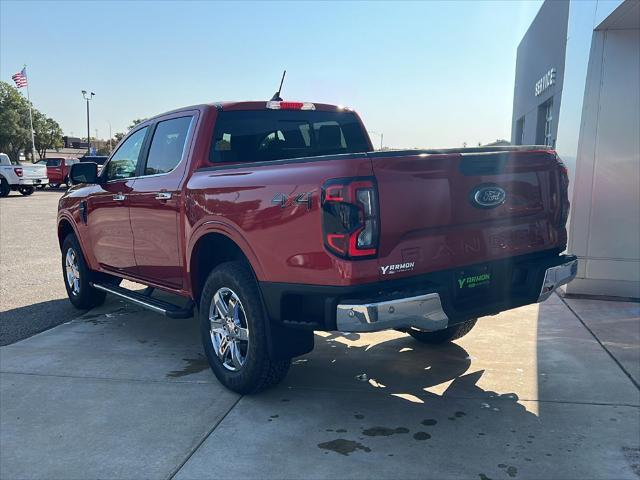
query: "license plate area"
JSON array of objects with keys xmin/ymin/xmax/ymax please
[{"xmin": 454, "ymin": 264, "xmax": 491, "ymax": 299}]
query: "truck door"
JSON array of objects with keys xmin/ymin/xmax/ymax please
[
  {"xmin": 127, "ymin": 114, "xmax": 195, "ymax": 289},
  {"xmin": 87, "ymin": 126, "xmax": 148, "ymax": 274}
]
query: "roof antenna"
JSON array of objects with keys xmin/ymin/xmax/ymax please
[{"xmin": 271, "ymin": 70, "xmax": 286, "ymax": 101}]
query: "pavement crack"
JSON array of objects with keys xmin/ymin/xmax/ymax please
[
  {"xmin": 167, "ymin": 395, "xmax": 242, "ymax": 480},
  {"xmin": 559, "ymin": 294, "xmax": 640, "ymax": 391}
]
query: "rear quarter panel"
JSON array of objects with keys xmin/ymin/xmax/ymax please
[{"xmin": 186, "ymin": 156, "xmax": 379, "ymax": 286}]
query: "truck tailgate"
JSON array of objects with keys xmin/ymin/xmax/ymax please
[
  {"xmin": 21, "ymin": 164, "xmax": 47, "ymax": 179},
  {"xmin": 370, "ymin": 149, "xmax": 567, "ymax": 280}
]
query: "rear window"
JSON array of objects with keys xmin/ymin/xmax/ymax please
[
  {"xmin": 210, "ymin": 110, "xmax": 370, "ymax": 164},
  {"xmin": 46, "ymin": 159, "xmax": 62, "ymax": 167}
]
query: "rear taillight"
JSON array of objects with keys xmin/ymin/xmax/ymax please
[
  {"xmin": 14, "ymin": 168, "xmax": 23, "ymax": 177},
  {"xmin": 321, "ymin": 177, "xmax": 379, "ymax": 259},
  {"xmin": 558, "ymin": 160, "xmax": 570, "ymax": 226},
  {"xmin": 266, "ymin": 101, "xmax": 315, "ymax": 110}
]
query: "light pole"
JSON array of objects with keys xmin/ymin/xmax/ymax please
[
  {"xmin": 108, "ymin": 122, "xmax": 112, "ymax": 153},
  {"xmin": 82, "ymin": 90, "xmax": 95, "ymax": 156}
]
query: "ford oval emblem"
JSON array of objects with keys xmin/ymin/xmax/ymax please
[{"xmin": 470, "ymin": 184, "xmax": 506, "ymax": 209}]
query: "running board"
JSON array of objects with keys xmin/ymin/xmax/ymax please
[{"xmin": 91, "ymin": 283, "xmax": 194, "ymax": 319}]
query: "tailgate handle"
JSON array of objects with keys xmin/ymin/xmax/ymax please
[{"xmin": 155, "ymin": 192, "xmax": 172, "ymax": 201}]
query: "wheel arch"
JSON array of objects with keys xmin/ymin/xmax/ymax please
[
  {"xmin": 57, "ymin": 216, "xmax": 78, "ymax": 250},
  {"xmin": 188, "ymin": 228, "xmax": 263, "ymax": 303}
]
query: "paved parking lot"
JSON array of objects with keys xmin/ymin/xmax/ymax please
[{"xmin": 1, "ymin": 191, "xmax": 639, "ymax": 479}]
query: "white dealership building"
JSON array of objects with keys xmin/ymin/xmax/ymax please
[{"xmin": 512, "ymin": 0, "xmax": 639, "ymax": 298}]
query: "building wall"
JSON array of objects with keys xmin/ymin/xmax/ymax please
[
  {"xmin": 511, "ymin": 0, "xmax": 569, "ymax": 146},
  {"xmin": 565, "ymin": 1, "xmax": 640, "ymax": 298}
]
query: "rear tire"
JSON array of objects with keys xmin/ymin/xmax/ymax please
[
  {"xmin": 408, "ymin": 318, "xmax": 477, "ymax": 344},
  {"xmin": 18, "ymin": 186, "xmax": 34, "ymax": 196},
  {"xmin": 61, "ymin": 233, "xmax": 108, "ymax": 310},
  {"xmin": 199, "ymin": 261, "xmax": 291, "ymax": 394},
  {"xmin": 0, "ymin": 177, "xmax": 9, "ymax": 197}
]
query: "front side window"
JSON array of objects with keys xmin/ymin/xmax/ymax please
[
  {"xmin": 46, "ymin": 159, "xmax": 62, "ymax": 167},
  {"xmin": 104, "ymin": 127, "xmax": 148, "ymax": 181},
  {"xmin": 210, "ymin": 110, "xmax": 370, "ymax": 164},
  {"xmin": 144, "ymin": 116, "xmax": 193, "ymax": 175}
]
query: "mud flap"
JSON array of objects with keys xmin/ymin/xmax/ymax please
[{"xmin": 266, "ymin": 321, "xmax": 314, "ymax": 360}]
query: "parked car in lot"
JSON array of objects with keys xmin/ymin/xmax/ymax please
[
  {"xmin": 0, "ymin": 153, "xmax": 49, "ymax": 196},
  {"xmin": 57, "ymin": 100, "xmax": 577, "ymax": 394},
  {"xmin": 46, "ymin": 157, "xmax": 78, "ymax": 188}
]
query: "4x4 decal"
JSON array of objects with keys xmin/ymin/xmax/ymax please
[{"xmin": 271, "ymin": 191, "xmax": 313, "ymax": 210}]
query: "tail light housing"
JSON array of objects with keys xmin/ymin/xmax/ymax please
[
  {"xmin": 14, "ymin": 168, "xmax": 23, "ymax": 177},
  {"xmin": 321, "ymin": 177, "xmax": 379, "ymax": 259},
  {"xmin": 558, "ymin": 160, "xmax": 570, "ymax": 226}
]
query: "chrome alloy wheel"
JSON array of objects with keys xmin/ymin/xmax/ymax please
[
  {"xmin": 65, "ymin": 247, "xmax": 80, "ymax": 295},
  {"xmin": 209, "ymin": 287, "xmax": 250, "ymax": 371}
]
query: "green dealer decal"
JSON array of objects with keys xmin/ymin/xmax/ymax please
[{"xmin": 458, "ymin": 273, "xmax": 491, "ymax": 289}]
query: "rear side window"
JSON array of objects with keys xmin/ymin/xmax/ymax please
[
  {"xmin": 144, "ymin": 116, "xmax": 193, "ymax": 175},
  {"xmin": 46, "ymin": 159, "xmax": 61, "ymax": 167},
  {"xmin": 210, "ymin": 110, "xmax": 370, "ymax": 164}
]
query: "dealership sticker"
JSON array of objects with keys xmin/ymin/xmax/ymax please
[{"xmin": 380, "ymin": 262, "xmax": 415, "ymax": 275}]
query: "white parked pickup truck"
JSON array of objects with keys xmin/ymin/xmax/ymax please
[{"xmin": 0, "ymin": 153, "xmax": 49, "ymax": 197}]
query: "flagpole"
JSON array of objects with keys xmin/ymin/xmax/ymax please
[{"xmin": 24, "ymin": 65, "xmax": 37, "ymax": 162}]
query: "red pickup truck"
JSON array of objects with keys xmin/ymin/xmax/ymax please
[
  {"xmin": 46, "ymin": 157, "xmax": 77, "ymax": 188},
  {"xmin": 58, "ymin": 100, "xmax": 577, "ymax": 393}
]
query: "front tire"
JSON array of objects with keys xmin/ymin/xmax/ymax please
[
  {"xmin": 61, "ymin": 233, "xmax": 107, "ymax": 310},
  {"xmin": 18, "ymin": 186, "xmax": 34, "ymax": 196},
  {"xmin": 408, "ymin": 318, "xmax": 477, "ymax": 344},
  {"xmin": 199, "ymin": 261, "xmax": 290, "ymax": 394}
]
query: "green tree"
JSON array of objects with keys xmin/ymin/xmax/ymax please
[
  {"xmin": 0, "ymin": 81, "xmax": 32, "ymax": 161},
  {"xmin": 33, "ymin": 112, "xmax": 63, "ymax": 159},
  {"xmin": 128, "ymin": 118, "xmax": 146, "ymax": 130}
]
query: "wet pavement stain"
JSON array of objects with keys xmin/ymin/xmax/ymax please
[
  {"xmin": 622, "ymin": 446, "xmax": 640, "ymax": 476},
  {"xmin": 362, "ymin": 426, "xmax": 409, "ymax": 437},
  {"xmin": 270, "ymin": 415, "xmax": 279, "ymax": 419},
  {"xmin": 455, "ymin": 411, "xmax": 466, "ymax": 418},
  {"xmin": 413, "ymin": 432, "xmax": 431, "ymax": 440},
  {"xmin": 421, "ymin": 419, "xmax": 437, "ymax": 426},
  {"xmin": 498, "ymin": 464, "xmax": 518, "ymax": 478},
  {"xmin": 478, "ymin": 474, "xmax": 492, "ymax": 480},
  {"xmin": 354, "ymin": 414, "xmax": 365, "ymax": 420},
  {"xmin": 318, "ymin": 439, "xmax": 371, "ymax": 456},
  {"xmin": 336, "ymin": 428, "xmax": 347, "ymax": 433},
  {"xmin": 166, "ymin": 356, "xmax": 209, "ymax": 378}
]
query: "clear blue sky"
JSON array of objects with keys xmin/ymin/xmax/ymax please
[{"xmin": 1, "ymin": 0, "xmax": 542, "ymax": 148}]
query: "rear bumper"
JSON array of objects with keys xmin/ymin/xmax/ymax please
[
  {"xmin": 17, "ymin": 178, "xmax": 48, "ymax": 185},
  {"xmin": 336, "ymin": 257, "xmax": 577, "ymax": 332},
  {"xmin": 259, "ymin": 249, "xmax": 577, "ymax": 332}
]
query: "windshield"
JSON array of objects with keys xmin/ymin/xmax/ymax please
[{"xmin": 210, "ymin": 110, "xmax": 370, "ymax": 164}]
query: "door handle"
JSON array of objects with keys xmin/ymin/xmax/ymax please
[
  {"xmin": 155, "ymin": 192, "xmax": 172, "ymax": 201},
  {"xmin": 113, "ymin": 194, "xmax": 126, "ymax": 201}
]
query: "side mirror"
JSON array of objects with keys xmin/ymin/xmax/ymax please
[{"xmin": 70, "ymin": 162, "xmax": 98, "ymax": 185}]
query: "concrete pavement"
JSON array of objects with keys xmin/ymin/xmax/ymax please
[
  {"xmin": 1, "ymin": 292, "xmax": 639, "ymax": 479},
  {"xmin": 0, "ymin": 190, "xmax": 77, "ymax": 346}
]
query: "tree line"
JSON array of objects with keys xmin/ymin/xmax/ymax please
[{"xmin": 0, "ymin": 81, "xmax": 64, "ymax": 162}]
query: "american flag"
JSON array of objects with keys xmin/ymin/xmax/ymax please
[{"xmin": 12, "ymin": 67, "xmax": 28, "ymax": 88}]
